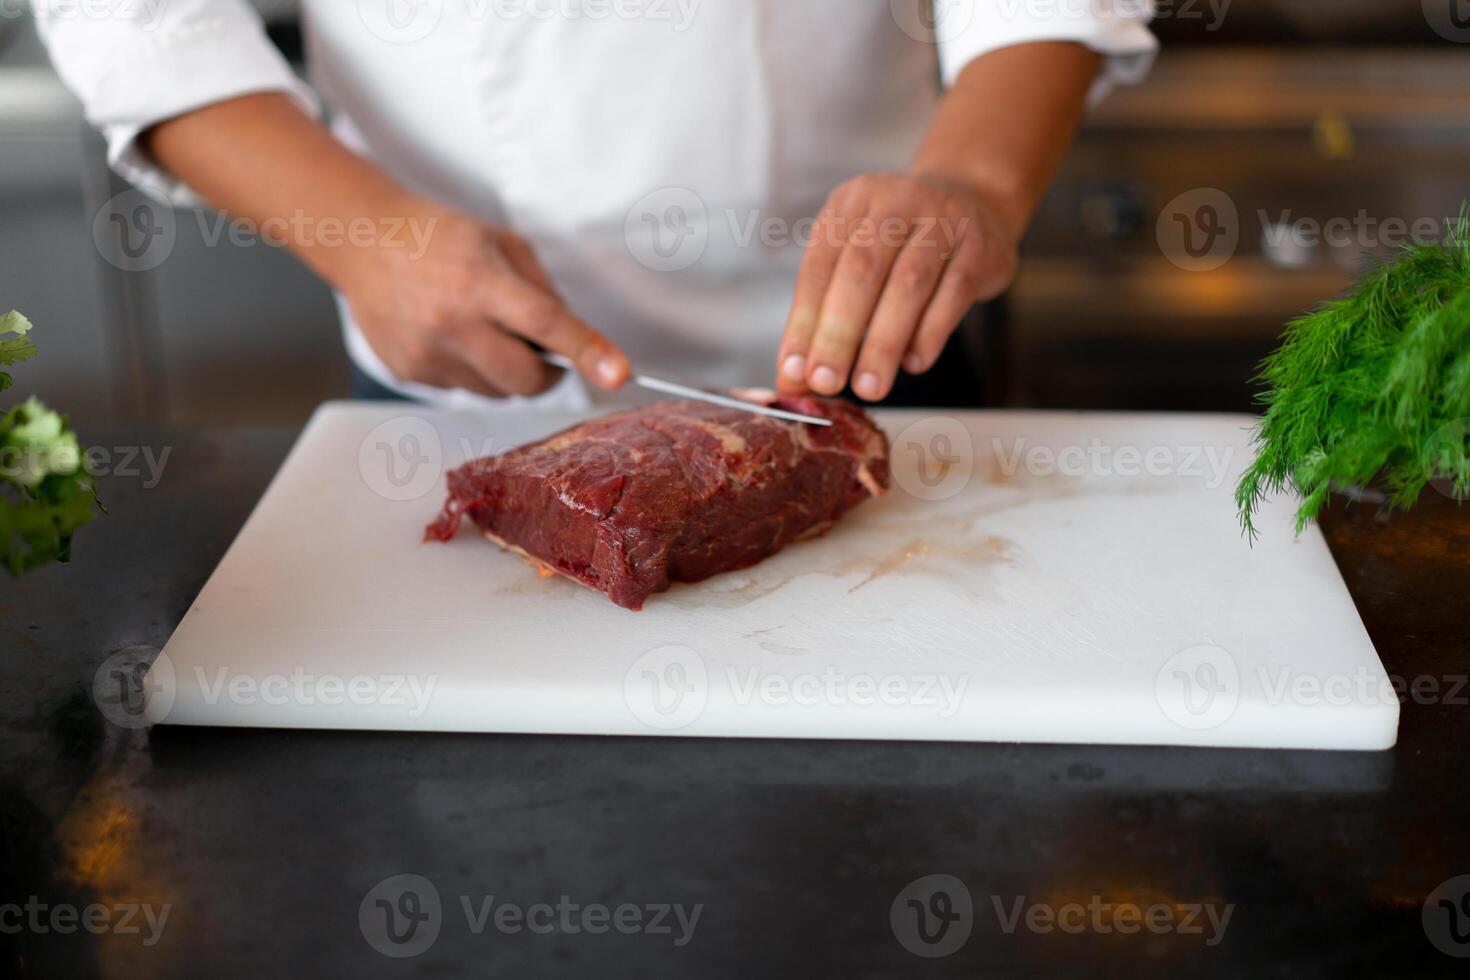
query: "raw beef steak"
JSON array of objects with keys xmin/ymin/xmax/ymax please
[{"xmin": 425, "ymin": 395, "xmax": 889, "ymax": 610}]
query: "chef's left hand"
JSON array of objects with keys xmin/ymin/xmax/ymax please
[{"xmin": 775, "ymin": 173, "xmax": 1018, "ymax": 402}]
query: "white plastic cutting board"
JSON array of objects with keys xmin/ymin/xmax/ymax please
[{"xmin": 147, "ymin": 403, "xmax": 1398, "ymax": 749}]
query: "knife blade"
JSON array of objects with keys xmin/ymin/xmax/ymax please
[{"xmin": 539, "ymin": 353, "xmax": 833, "ymax": 427}]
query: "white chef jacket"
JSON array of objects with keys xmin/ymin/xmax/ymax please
[{"xmin": 37, "ymin": 1, "xmax": 1156, "ymax": 412}]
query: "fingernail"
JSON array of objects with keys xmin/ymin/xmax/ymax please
[
  {"xmin": 781, "ymin": 354, "xmax": 806, "ymax": 381},
  {"xmin": 810, "ymin": 365, "xmax": 840, "ymax": 392},
  {"xmin": 855, "ymin": 372, "xmax": 882, "ymax": 400},
  {"xmin": 903, "ymin": 353, "xmax": 924, "ymax": 373},
  {"xmin": 596, "ymin": 355, "xmax": 625, "ymax": 386}
]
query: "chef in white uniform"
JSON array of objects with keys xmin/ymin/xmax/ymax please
[{"xmin": 38, "ymin": 1, "xmax": 1156, "ymax": 412}]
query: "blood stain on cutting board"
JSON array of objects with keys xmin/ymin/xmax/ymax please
[
  {"xmin": 842, "ymin": 533, "xmax": 1016, "ymax": 593},
  {"xmin": 665, "ymin": 520, "xmax": 1019, "ymax": 610}
]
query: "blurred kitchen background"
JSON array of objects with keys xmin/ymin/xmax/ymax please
[{"xmin": 2, "ymin": 1, "xmax": 1468, "ymax": 428}]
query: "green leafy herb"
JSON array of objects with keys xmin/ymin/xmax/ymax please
[
  {"xmin": 1237, "ymin": 208, "xmax": 1470, "ymax": 537},
  {"xmin": 0, "ymin": 315, "xmax": 100, "ymax": 574},
  {"xmin": 0, "ymin": 310, "xmax": 38, "ymax": 392}
]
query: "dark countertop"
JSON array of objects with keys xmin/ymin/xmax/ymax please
[{"xmin": 3, "ymin": 426, "xmax": 1468, "ymax": 979}]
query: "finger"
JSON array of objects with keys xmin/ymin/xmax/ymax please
[
  {"xmin": 805, "ymin": 214, "xmax": 907, "ymax": 395},
  {"xmin": 851, "ymin": 236, "xmax": 946, "ymax": 401},
  {"xmin": 776, "ymin": 204, "xmax": 846, "ymax": 393},
  {"xmin": 498, "ymin": 231, "xmax": 560, "ymax": 297},
  {"xmin": 448, "ymin": 323, "xmax": 555, "ymax": 397},
  {"xmin": 411, "ymin": 344, "xmax": 509, "ymax": 399},
  {"xmin": 476, "ymin": 272, "xmax": 630, "ymax": 389},
  {"xmin": 905, "ymin": 232, "xmax": 986, "ymax": 375}
]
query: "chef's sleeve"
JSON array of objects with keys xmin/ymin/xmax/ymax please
[
  {"xmin": 932, "ymin": 0, "xmax": 1158, "ymax": 104},
  {"xmin": 34, "ymin": 0, "xmax": 320, "ymax": 204}
]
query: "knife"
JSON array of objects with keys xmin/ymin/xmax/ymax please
[{"xmin": 539, "ymin": 352, "xmax": 833, "ymax": 427}]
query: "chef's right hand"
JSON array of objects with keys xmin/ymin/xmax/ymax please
[{"xmin": 337, "ymin": 202, "xmax": 630, "ymax": 398}]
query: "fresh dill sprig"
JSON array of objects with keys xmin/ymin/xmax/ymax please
[{"xmin": 1236, "ymin": 206, "xmax": 1470, "ymax": 537}]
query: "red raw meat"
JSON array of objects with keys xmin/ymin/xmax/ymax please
[{"xmin": 425, "ymin": 395, "xmax": 889, "ymax": 610}]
